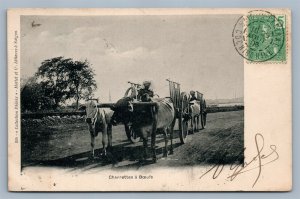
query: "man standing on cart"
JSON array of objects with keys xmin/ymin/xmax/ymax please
[{"xmin": 138, "ymin": 80, "xmax": 154, "ymax": 102}]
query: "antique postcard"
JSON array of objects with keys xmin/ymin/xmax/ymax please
[{"xmin": 7, "ymin": 8, "xmax": 292, "ymax": 191}]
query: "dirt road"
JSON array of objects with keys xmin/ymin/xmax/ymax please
[{"xmin": 22, "ymin": 110, "xmax": 244, "ymax": 170}]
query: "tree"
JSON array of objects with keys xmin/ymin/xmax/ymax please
[
  {"xmin": 21, "ymin": 77, "xmax": 55, "ymax": 111},
  {"xmin": 35, "ymin": 57, "xmax": 97, "ymax": 110},
  {"xmin": 67, "ymin": 59, "xmax": 97, "ymax": 109}
]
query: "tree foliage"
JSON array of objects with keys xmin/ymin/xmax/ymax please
[
  {"xmin": 21, "ymin": 77, "xmax": 55, "ymax": 111},
  {"xmin": 30, "ymin": 56, "xmax": 97, "ymax": 110},
  {"xmin": 66, "ymin": 60, "xmax": 97, "ymax": 109}
]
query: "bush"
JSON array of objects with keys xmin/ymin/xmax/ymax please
[{"xmin": 21, "ymin": 82, "xmax": 55, "ymax": 112}]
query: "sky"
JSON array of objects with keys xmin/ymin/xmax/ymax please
[{"xmin": 21, "ymin": 15, "xmax": 243, "ymax": 102}]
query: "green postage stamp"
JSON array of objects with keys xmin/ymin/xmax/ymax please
[{"xmin": 233, "ymin": 10, "xmax": 287, "ymax": 62}]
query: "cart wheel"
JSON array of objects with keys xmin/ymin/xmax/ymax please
[
  {"xmin": 179, "ymin": 93, "xmax": 190, "ymax": 144},
  {"xmin": 201, "ymin": 100, "xmax": 207, "ymax": 129},
  {"xmin": 124, "ymin": 87, "xmax": 138, "ymax": 99},
  {"xmin": 125, "ymin": 125, "xmax": 140, "ymax": 143}
]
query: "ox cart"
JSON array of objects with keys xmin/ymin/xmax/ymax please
[
  {"xmin": 166, "ymin": 79, "xmax": 207, "ymax": 143},
  {"xmin": 97, "ymin": 80, "xmax": 207, "ymax": 144}
]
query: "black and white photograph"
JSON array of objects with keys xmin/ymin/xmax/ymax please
[{"xmin": 20, "ymin": 14, "xmax": 244, "ymax": 168}]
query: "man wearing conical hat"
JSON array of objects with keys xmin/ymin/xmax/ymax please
[{"xmin": 138, "ymin": 80, "xmax": 154, "ymax": 102}]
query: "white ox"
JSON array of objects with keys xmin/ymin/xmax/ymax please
[
  {"xmin": 189, "ymin": 100, "xmax": 201, "ymax": 132},
  {"xmin": 85, "ymin": 100, "xmax": 113, "ymax": 158}
]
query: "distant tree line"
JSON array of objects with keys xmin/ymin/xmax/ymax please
[{"xmin": 21, "ymin": 57, "xmax": 97, "ymax": 112}]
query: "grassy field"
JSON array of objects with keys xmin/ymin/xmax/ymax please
[
  {"xmin": 21, "ymin": 110, "xmax": 244, "ymax": 169},
  {"xmin": 169, "ymin": 111, "xmax": 244, "ymax": 166}
]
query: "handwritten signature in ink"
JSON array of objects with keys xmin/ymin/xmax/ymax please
[{"xmin": 199, "ymin": 133, "xmax": 279, "ymax": 187}]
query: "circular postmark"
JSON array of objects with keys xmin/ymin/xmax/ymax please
[{"xmin": 232, "ymin": 10, "xmax": 285, "ymax": 62}]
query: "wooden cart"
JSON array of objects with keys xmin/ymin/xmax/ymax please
[
  {"xmin": 97, "ymin": 80, "xmax": 207, "ymax": 144},
  {"xmin": 167, "ymin": 79, "xmax": 207, "ymax": 143}
]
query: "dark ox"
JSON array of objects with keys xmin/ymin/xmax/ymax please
[
  {"xmin": 85, "ymin": 100, "xmax": 113, "ymax": 158},
  {"xmin": 111, "ymin": 96, "xmax": 176, "ymax": 162}
]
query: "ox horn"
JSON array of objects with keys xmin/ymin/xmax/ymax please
[{"xmin": 128, "ymin": 102, "xmax": 134, "ymax": 112}]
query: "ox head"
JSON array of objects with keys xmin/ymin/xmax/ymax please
[
  {"xmin": 85, "ymin": 99, "xmax": 98, "ymax": 125},
  {"xmin": 110, "ymin": 97, "xmax": 133, "ymax": 125}
]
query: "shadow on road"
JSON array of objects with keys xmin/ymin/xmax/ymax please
[{"xmin": 23, "ymin": 133, "xmax": 183, "ymax": 171}]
